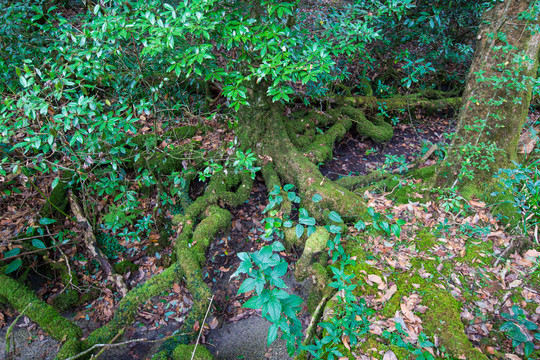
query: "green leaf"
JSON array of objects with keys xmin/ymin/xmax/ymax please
[
  {"xmin": 272, "ymin": 261, "xmax": 288, "ymax": 277},
  {"xmin": 5, "ymin": 259, "xmax": 22, "ymax": 274},
  {"xmin": 299, "ymin": 217, "xmax": 316, "ymax": 226},
  {"xmin": 283, "ymin": 184, "xmax": 294, "ymax": 191},
  {"xmin": 295, "ymin": 224, "xmax": 304, "ymax": 238},
  {"xmin": 39, "ymin": 218, "xmax": 56, "ymax": 225},
  {"xmin": 328, "ymin": 211, "xmax": 342, "ymax": 223},
  {"xmin": 391, "ymin": 224, "xmax": 401, "ymax": 237},
  {"xmin": 51, "ymin": 177, "xmax": 60, "ymax": 189},
  {"xmin": 267, "ymin": 323, "xmax": 278, "ymax": 345},
  {"xmin": 272, "ymin": 241, "xmax": 285, "ymax": 252},
  {"xmin": 3, "ymin": 248, "xmax": 20, "ymax": 258},
  {"xmin": 312, "ymin": 194, "xmax": 322, "ymax": 202},
  {"xmin": 243, "ymin": 295, "xmax": 263, "ymax": 309},
  {"xmin": 380, "ymin": 221, "xmax": 390, "ymax": 234},
  {"xmin": 238, "ymin": 278, "xmax": 256, "ymax": 294},
  {"xmin": 32, "ymin": 239, "xmax": 46, "ymax": 249},
  {"xmin": 266, "ymin": 298, "xmax": 282, "ymax": 322},
  {"xmin": 354, "ymin": 220, "xmax": 366, "ymax": 231}
]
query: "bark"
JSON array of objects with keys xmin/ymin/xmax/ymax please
[{"xmin": 435, "ymin": 0, "xmax": 540, "ymax": 191}]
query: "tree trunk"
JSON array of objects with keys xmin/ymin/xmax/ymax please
[{"xmin": 435, "ymin": 0, "xmax": 540, "ymax": 193}]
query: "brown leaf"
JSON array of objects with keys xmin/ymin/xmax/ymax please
[
  {"xmin": 173, "ymin": 283, "xmax": 182, "ymax": 293},
  {"xmin": 342, "ymin": 334, "xmax": 350, "ymax": 350},
  {"xmin": 383, "ymin": 350, "xmax": 398, "ymax": 360},
  {"xmin": 208, "ymin": 317, "xmax": 219, "ymax": 329}
]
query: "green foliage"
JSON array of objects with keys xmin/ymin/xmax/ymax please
[
  {"xmin": 383, "ymin": 325, "xmax": 440, "ymax": 360},
  {"xmin": 500, "ymin": 305, "xmax": 540, "ymax": 358},
  {"xmin": 494, "ymin": 160, "xmax": 540, "ymax": 234},
  {"xmin": 232, "ymin": 241, "xmax": 303, "ymax": 355}
]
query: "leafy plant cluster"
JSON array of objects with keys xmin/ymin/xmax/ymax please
[
  {"xmin": 500, "ymin": 305, "xmax": 540, "ymax": 358},
  {"xmin": 234, "ymin": 185, "xmax": 409, "ymax": 358},
  {"xmin": 494, "ymin": 159, "xmax": 540, "ymax": 235}
]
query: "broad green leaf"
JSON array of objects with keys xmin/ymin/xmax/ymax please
[
  {"xmin": 295, "ymin": 224, "xmax": 304, "ymax": 238},
  {"xmin": 312, "ymin": 194, "xmax": 322, "ymax": 202},
  {"xmin": 5, "ymin": 259, "xmax": 22, "ymax": 274},
  {"xmin": 4, "ymin": 248, "xmax": 20, "ymax": 258},
  {"xmin": 238, "ymin": 278, "xmax": 256, "ymax": 294},
  {"xmin": 39, "ymin": 218, "xmax": 56, "ymax": 225},
  {"xmin": 354, "ymin": 220, "xmax": 366, "ymax": 230},
  {"xmin": 51, "ymin": 177, "xmax": 60, "ymax": 189},
  {"xmin": 328, "ymin": 211, "xmax": 342, "ymax": 223},
  {"xmin": 267, "ymin": 323, "xmax": 278, "ymax": 345},
  {"xmin": 272, "ymin": 241, "xmax": 285, "ymax": 252},
  {"xmin": 32, "ymin": 239, "xmax": 46, "ymax": 249}
]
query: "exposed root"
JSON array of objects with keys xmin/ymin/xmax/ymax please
[
  {"xmin": 341, "ymin": 106, "xmax": 393, "ymax": 143},
  {"xmin": 340, "ymin": 92, "xmax": 462, "ymax": 112},
  {"xmin": 0, "ymin": 274, "xmax": 83, "ymax": 343},
  {"xmin": 295, "ymin": 227, "xmax": 330, "ymax": 282},
  {"xmin": 68, "ymin": 190, "xmax": 128, "ymax": 297}
]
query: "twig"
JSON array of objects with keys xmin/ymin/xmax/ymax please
[
  {"xmin": 4, "ymin": 303, "xmax": 31, "ymax": 358},
  {"xmin": 493, "ymin": 238, "xmax": 515, "ymax": 267},
  {"xmin": 191, "ymin": 295, "xmax": 214, "ymax": 360},
  {"xmin": 64, "ymin": 330, "xmax": 191, "ymax": 360}
]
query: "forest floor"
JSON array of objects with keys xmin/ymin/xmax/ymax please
[{"xmin": 1, "ymin": 106, "xmax": 540, "ymax": 360}]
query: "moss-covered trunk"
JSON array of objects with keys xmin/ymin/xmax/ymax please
[{"xmin": 435, "ymin": 0, "xmax": 540, "ymax": 193}]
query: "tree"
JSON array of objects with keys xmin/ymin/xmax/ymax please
[{"xmin": 434, "ymin": 0, "xmax": 540, "ymax": 194}]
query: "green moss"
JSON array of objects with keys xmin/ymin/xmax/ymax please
[
  {"xmin": 40, "ymin": 173, "xmax": 70, "ymax": 220},
  {"xmin": 295, "ymin": 227, "xmax": 330, "ymax": 281},
  {"xmin": 0, "ymin": 274, "xmax": 82, "ymax": 342},
  {"xmin": 55, "ymin": 338, "xmax": 82, "ymax": 360},
  {"xmin": 459, "ymin": 241, "xmax": 493, "ymax": 267},
  {"xmin": 190, "ymin": 206, "xmax": 231, "ymax": 265},
  {"xmin": 341, "ymin": 242, "xmax": 487, "ymax": 360},
  {"xmin": 341, "ymin": 106, "xmax": 393, "ymax": 143},
  {"xmin": 172, "ymin": 344, "xmax": 214, "ymax": 360},
  {"xmin": 114, "ymin": 260, "xmax": 139, "ymax": 275},
  {"xmin": 307, "ymin": 288, "xmax": 323, "ymax": 315},
  {"xmin": 81, "ymin": 264, "xmax": 184, "ymax": 349},
  {"xmin": 415, "ymin": 229, "xmax": 436, "ymax": 251},
  {"xmin": 422, "ymin": 291, "xmax": 487, "ymax": 360},
  {"xmin": 51, "ymin": 289, "xmax": 79, "ymax": 312}
]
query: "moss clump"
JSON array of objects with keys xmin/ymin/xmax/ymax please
[
  {"xmin": 415, "ymin": 228, "xmax": 436, "ymax": 251},
  {"xmin": 172, "ymin": 344, "xmax": 213, "ymax": 360},
  {"xmin": 51, "ymin": 289, "xmax": 79, "ymax": 312},
  {"xmin": 40, "ymin": 174, "xmax": 70, "ymax": 220},
  {"xmin": 114, "ymin": 260, "xmax": 139, "ymax": 275},
  {"xmin": 422, "ymin": 291, "xmax": 487, "ymax": 360},
  {"xmin": 342, "ymin": 242, "xmax": 487, "ymax": 360}
]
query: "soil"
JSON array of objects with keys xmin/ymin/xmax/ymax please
[{"xmin": 320, "ymin": 109, "xmax": 456, "ymax": 179}]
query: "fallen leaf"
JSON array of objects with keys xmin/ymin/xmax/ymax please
[{"xmin": 383, "ymin": 350, "xmax": 398, "ymax": 360}]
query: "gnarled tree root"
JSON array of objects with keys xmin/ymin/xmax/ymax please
[{"xmin": 0, "ymin": 274, "xmax": 83, "ymax": 342}]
